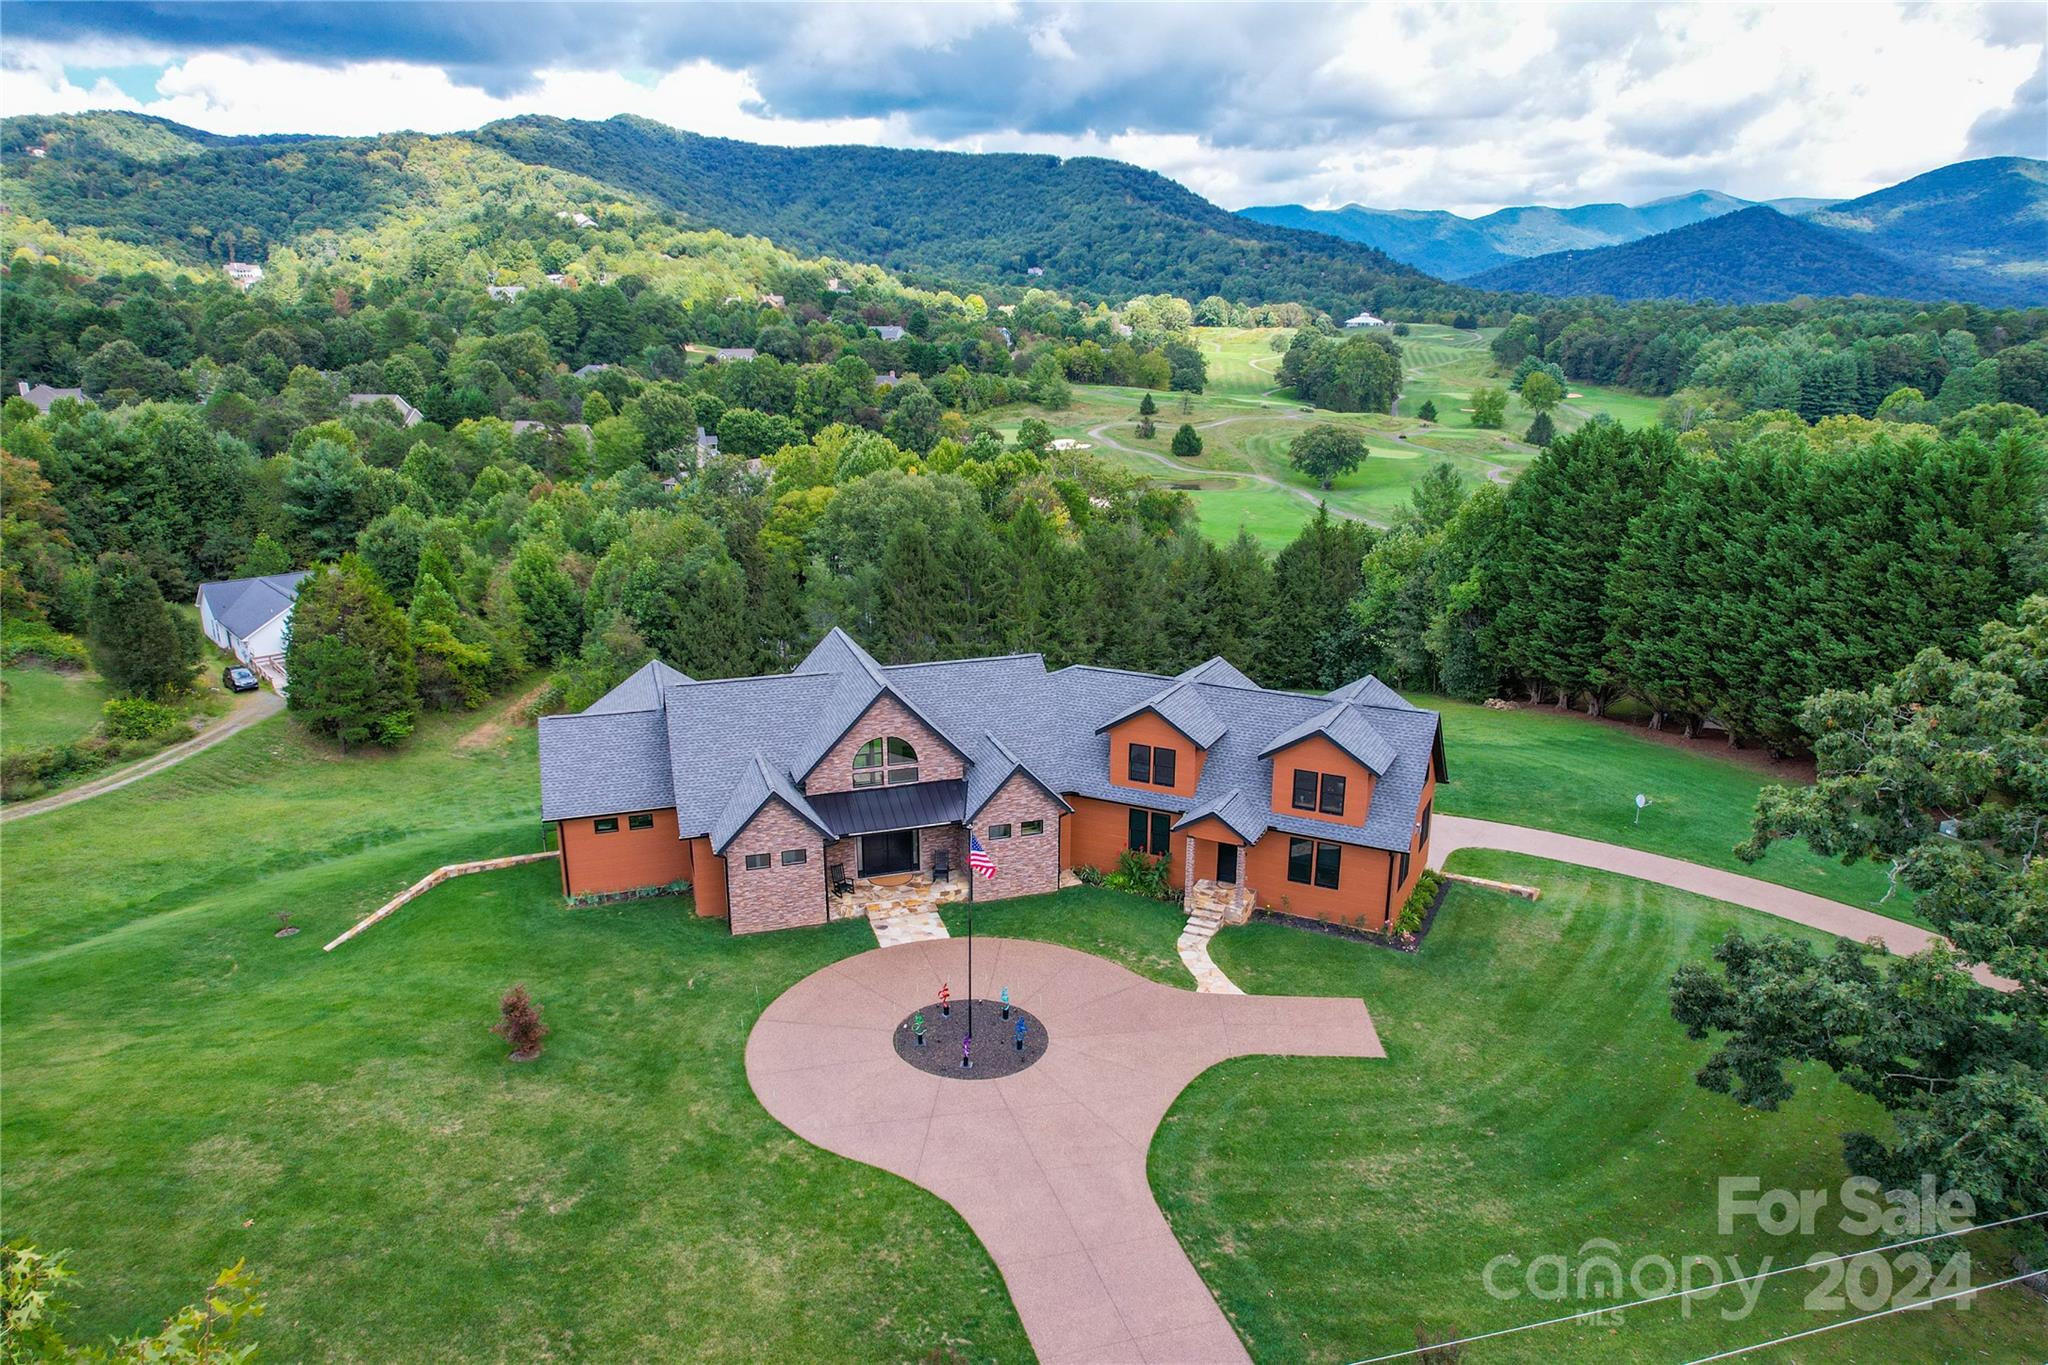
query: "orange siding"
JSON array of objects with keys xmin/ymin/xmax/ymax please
[
  {"xmin": 558, "ymin": 808, "xmax": 692, "ymax": 898},
  {"xmin": 1177, "ymin": 814, "xmax": 1248, "ymax": 846},
  {"xmin": 686, "ymin": 836, "xmax": 726, "ymax": 917},
  {"xmin": 1104, "ymin": 713, "xmax": 1206, "ymax": 800},
  {"xmin": 1244, "ymin": 833, "xmax": 1394, "ymax": 931},
  {"xmin": 1267, "ymin": 734, "xmax": 1375, "ymax": 829},
  {"xmin": 1065, "ymin": 794, "xmax": 1183, "ymax": 890}
]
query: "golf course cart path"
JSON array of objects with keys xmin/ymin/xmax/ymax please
[
  {"xmin": 1083, "ymin": 419, "xmax": 1379, "ymax": 527},
  {"xmin": 1, "ymin": 687, "xmax": 284, "ymax": 824},
  {"xmin": 1430, "ymin": 814, "xmax": 2011, "ymax": 987},
  {"xmin": 746, "ymin": 937, "xmax": 1382, "ymax": 1364}
]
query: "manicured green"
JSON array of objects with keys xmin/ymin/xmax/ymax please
[
  {"xmin": 940, "ymin": 886, "xmax": 1189, "ymax": 987},
  {"xmin": 0, "ymin": 664, "xmax": 111, "ymax": 755},
  {"xmin": 3, "ymin": 705, "xmax": 1029, "ymax": 1358},
  {"xmin": 1161, "ymin": 852, "xmax": 2048, "ymax": 1362},
  {"xmin": 1425, "ymin": 693, "xmax": 1907, "ymax": 912}
]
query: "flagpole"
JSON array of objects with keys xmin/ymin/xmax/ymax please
[{"xmin": 966, "ymin": 827, "xmax": 975, "ymax": 1058}]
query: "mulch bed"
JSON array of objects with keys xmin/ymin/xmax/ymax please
[
  {"xmin": 893, "ymin": 1000, "xmax": 1048, "ymax": 1079},
  {"xmin": 1252, "ymin": 876, "xmax": 1452, "ymax": 954}
]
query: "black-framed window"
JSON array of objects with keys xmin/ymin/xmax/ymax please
[
  {"xmin": 1396, "ymin": 850, "xmax": 1409, "ymax": 886},
  {"xmin": 1418, "ymin": 800, "xmax": 1433, "ymax": 847},
  {"xmin": 1154, "ymin": 746, "xmax": 1177, "ymax": 786},
  {"xmin": 1020, "ymin": 819, "xmax": 1044, "ymax": 836},
  {"xmin": 1127, "ymin": 807, "xmax": 1170, "ymax": 856},
  {"xmin": 593, "ymin": 817, "xmax": 619, "ymax": 834},
  {"xmin": 1128, "ymin": 741, "xmax": 1178, "ymax": 787},
  {"xmin": 781, "ymin": 848, "xmax": 808, "ymax": 866},
  {"xmin": 853, "ymin": 735, "xmax": 920, "ymax": 788},
  {"xmin": 1287, "ymin": 837, "xmax": 1313, "ymax": 883},
  {"xmin": 1319, "ymin": 773, "xmax": 1347, "ymax": 816},
  {"xmin": 628, "ymin": 812, "xmax": 655, "ymax": 830},
  {"xmin": 1127, "ymin": 742, "xmax": 1152, "ymax": 784},
  {"xmin": 1317, "ymin": 842, "xmax": 1342, "ymax": 889},
  {"xmin": 1291, "ymin": 770, "xmax": 1318, "ymax": 810},
  {"xmin": 744, "ymin": 852, "xmax": 770, "ymax": 870},
  {"xmin": 1286, "ymin": 837, "xmax": 1342, "ymax": 890},
  {"xmin": 988, "ymin": 824, "xmax": 1012, "ymax": 840}
]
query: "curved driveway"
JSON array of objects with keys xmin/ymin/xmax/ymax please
[
  {"xmin": 746, "ymin": 937, "xmax": 1382, "ymax": 1363},
  {"xmin": 1431, "ymin": 814, "xmax": 2010, "ymax": 988}
]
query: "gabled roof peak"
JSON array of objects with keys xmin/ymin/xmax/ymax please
[
  {"xmin": 1325, "ymin": 674, "xmax": 1420, "ymax": 711},
  {"xmin": 1096, "ymin": 675, "xmax": 1228, "ymax": 749},
  {"xmin": 1259, "ymin": 699, "xmax": 1396, "ymax": 775}
]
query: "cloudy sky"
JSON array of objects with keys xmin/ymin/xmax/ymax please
[{"xmin": 2, "ymin": 2, "xmax": 2042, "ymax": 215}]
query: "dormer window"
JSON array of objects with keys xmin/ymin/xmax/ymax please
[
  {"xmin": 1290, "ymin": 768, "xmax": 1347, "ymax": 816},
  {"xmin": 853, "ymin": 735, "xmax": 919, "ymax": 787},
  {"xmin": 1128, "ymin": 742, "xmax": 1178, "ymax": 787}
]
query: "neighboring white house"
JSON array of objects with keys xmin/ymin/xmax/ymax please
[
  {"xmin": 573, "ymin": 363, "xmax": 612, "ymax": 378},
  {"xmin": 15, "ymin": 380, "xmax": 85, "ymax": 412},
  {"xmin": 197, "ymin": 571, "xmax": 307, "ymax": 693},
  {"xmin": 870, "ymin": 325, "xmax": 906, "ymax": 342},
  {"xmin": 1343, "ymin": 311, "xmax": 1388, "ymax": 329},
  {"xmin": 486, "ymin": 284, "xmax": 526, "ymax": 302},
  {"xmin": 345, "ymin": 392, "xmax": 423, "ymax": 427},
  {"xmin": 224, "ymin": 261, "xmax": 264, "ymax": 290},
  {"xmin": 712, "ymin": 347, "xmax": 757, "ymax": 362}
]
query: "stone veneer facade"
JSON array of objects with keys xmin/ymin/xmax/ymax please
[
  {"xmin": 801, "ymin": 695, "xmax": 966, "ymax": 796},
  {"xmin": 967, "ymin": 774, "xmax": 1066, "ymax": 903},
  {"xmin": 725, "ymin": 798, "xmax": 829, "ymax": 934}
]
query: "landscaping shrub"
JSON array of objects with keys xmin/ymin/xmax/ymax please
[
  {"xmin": 100, "ymin": 697, "xmax": 184, "ymax": 741},
  {"xmin": 492, "ymin": 984, "xmax": 549, "ymax": 1060},
  {"xmin": 1104, "ymin": 848, "xmax": 1172, "ymax": 900},
  {"xmin": 1394, "ymin": 869, "xmax": 1445, "ymax": 940},
  {"xmin": 0, "ymin": 619, "xmax": 88, "ymax": 668},
  {"xmin": 1070, "ymin": 863, "xmax": 1106, "ymax": 887}
]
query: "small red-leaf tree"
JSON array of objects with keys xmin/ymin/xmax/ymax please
[{"xmin": 492, "ymin": 984, "xmax": 549, "ymax": 1061}]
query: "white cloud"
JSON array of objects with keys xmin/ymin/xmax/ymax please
[{"xmin": 0, "ymin": 2, "xmax": 2040, "ymax": 215}]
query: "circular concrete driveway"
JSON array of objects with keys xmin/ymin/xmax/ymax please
[{"xmin": 745, "ymin": 936, "xmax": 1384, "ymax": 1364}]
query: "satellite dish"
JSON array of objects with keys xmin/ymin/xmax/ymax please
[{"xmin": 1635, "ymin": 793, "xmax": 1649, "ymax": 809}]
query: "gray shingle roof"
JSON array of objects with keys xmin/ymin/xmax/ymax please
[
  {"xmin": 586, "ymin": 659, "xmax": 694, "ymax": 714},
  {"xmin": 1260, "ymin": 700, "xmax": 1397, "ymax": 775},
  {"xmin": 537, "ymin": 708, "xmax": 674, "ymax": 820},
  {"xmin": 1173, "ymin": 789, "xmax": 1267, "ymax": 844},
  {"xmin": 1097, "ymin": 678, "xmax": 1227, "ymax": 749},
  {"xmin": 710, "ymin": 754, "xmax": 830, "ymax": 852},
  {"xmin": 196, "ymin": 572, "xmax": 307, "ymax": 640},
  {"xmin": 536, "ymin": 637, "xmax": 1441, "ymax": 854},
  {"xmin": 1326, "ymin": 675, "xmax": 1420, "ymax": 710}
]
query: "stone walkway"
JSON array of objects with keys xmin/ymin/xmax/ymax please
[
  {"xmin": 1175, "ymin": 908, "xmax": 1243, "ymax": 995},
  {"xmin": 746, "ymin": 938, "xmax": 1382, "ymax": 1363},
  {"xmin": 867, "ymin": 905, "xmax": 950, "ymax": 946},
  {"xmin": 1430, "ymin": 814, "xmax": 2012, "ymax": 989}
]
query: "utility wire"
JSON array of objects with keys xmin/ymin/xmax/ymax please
[
  {"xmin": 1344, "ymin": 1208, "xmax": 2048, "ymax": 1365},
  {"xmin": 1680, "ymin": 1269, "xmax": 2044, "ymax": 1364}
]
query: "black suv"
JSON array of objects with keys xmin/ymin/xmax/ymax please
[{"xmin": 223, "ymin": 665, "xmax": 261, "ymax": 693}]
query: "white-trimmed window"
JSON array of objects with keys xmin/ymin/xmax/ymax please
[{"xmin": 853, "ymin": 735, "xmax": 920, "ymax": 787}]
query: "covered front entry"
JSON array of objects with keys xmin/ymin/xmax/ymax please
[{"xmin": 860, "ymin": 828, "xmax": 921, "ymax": 877}]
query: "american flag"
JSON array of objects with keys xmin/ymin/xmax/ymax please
[{"xmin": 968, "ymin": 834, "xmax": 997, "ymax": 879}]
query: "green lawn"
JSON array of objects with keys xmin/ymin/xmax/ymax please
[
  {"xmin": 1426, "ymin": 695, "xmax": 1906, "ymax": 912},
  {"xmin": 0, "ymin": 663, "xmax": 110, "ymax": 755},
  {"xmin": 940, "ymin": 885, "xmax": 1189, "ymax": 987},
  {"xmin": 990, "ymin": 324, "xmax": 1662, "ymax": 549},
  {"xmin": 4, "ymin": 843, "xmax": 1030, "ymax": 1358},
  {"xmin": 1161, "ymin": 851, "xmax": 2048, "ymax": 1362}
]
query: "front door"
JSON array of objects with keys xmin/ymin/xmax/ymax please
[
  {"xmin": 860, "ymin": 829, "xmax": 920, "ymax": 877},
  {"xmin": 1215, "ymin": 843, "xmax": 1238, "ymax": 885}
]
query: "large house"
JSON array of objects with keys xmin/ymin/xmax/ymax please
[
  {"xmin": 197, "ymin": 571, "xmax": 307, "ymax": 691},
  {"xmin": 538, "ymin": 630, "xmax": 1442, "ymax": 935}
]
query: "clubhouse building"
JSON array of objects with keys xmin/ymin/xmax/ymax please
[{"xmin": 538, "ymin": 630, "xmax": 1443, "ymax": 934}]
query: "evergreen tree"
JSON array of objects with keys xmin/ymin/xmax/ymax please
[
  {"xmin": 1522, "ymin": 412, "xmax": 1555, "ymax": 447},
  {"xmin": 86, "ymin": 552, "xmax": 200, "ymax": 697},
  {"xmin": 285, "ymin": 555, "xmax": 418, "ymax": 749},
  {"xmin": 239, "ymin": 533, "xmax": 293, "ymax": 577},
  {"xmin": 1138, "ymin": 392, "xmax": 1158, "ymax": 417},
  {"xmin": 1257, "ymin": 505, "xmax": 1374, "ymax": 688},
  {"xmin": 1417, "ymin": 399, "xmax": 1438, "ymax": 423},
  {"xmin": 1171, "ymin": 424, "xmax": 1203, "ymax": 458},
  {"xmin": 509, "ymin": 540, "xmax": 585, "ymax": 664}
]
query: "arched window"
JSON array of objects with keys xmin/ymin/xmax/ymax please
[{"xmin": 853, "ymin": 735, "xmax": 919, "ymax": 787}]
